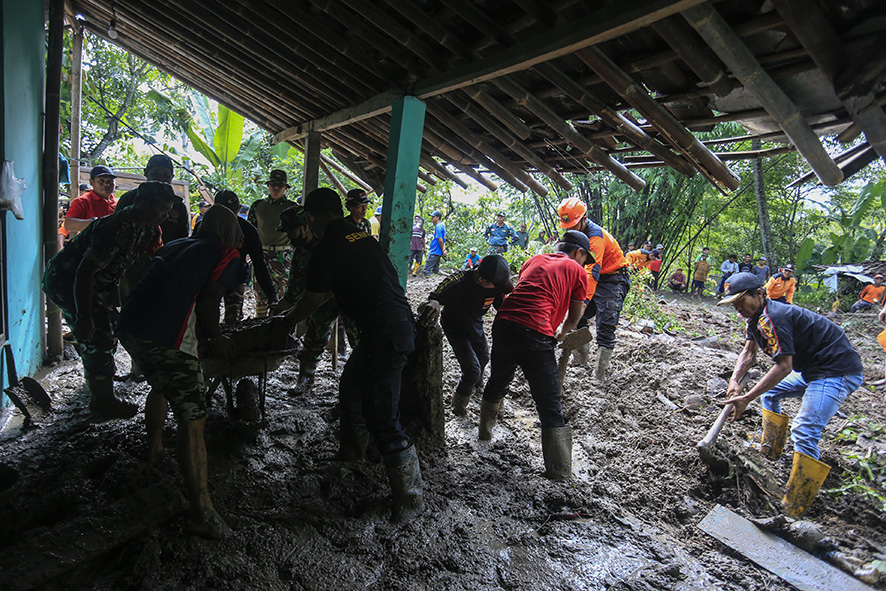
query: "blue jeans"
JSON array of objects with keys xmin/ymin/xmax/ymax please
[{"xmin": 761, "ymin": 371, "xmax": 863, "ymax": 459}]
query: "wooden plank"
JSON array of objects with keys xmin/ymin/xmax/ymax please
[
  {"xmin": 273, "ymin": 0, "xmax": 707, "ymax": 143},
  {"xmin": 698, "ymin": 504, "xmax": 874, "ymax": 591}
]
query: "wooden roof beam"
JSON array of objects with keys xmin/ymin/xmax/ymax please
[
  {"xmin": 442, "ymin": 93, "xmax": 572, "ymax": 191},
  {"xmin": 533, "ymin": 62, "xmax": 697, "ymax": 177},
  {"xmin": 419, "ymin": 154, "xmax": 471, "ymax": 189},
  {"xmin": 771, "ymin": 0, "xmax": 886, "ymax": 163},
  {"xmin": 274, "ymin": 0, "xmax": 708, "ymax": 143},
  {"xmin": 461, "ymin": 88, "xmax": 534, "ymax": 140},
  {"xmin": 576, "ymin": 46, "xmax": 740, "ymax": 190},
  {"xmin": 651, "ymin": 15, "xmax": 732, "ymax": 98},
  {"xmin": 426, "ymin": 104, "xmax": 549, "ymax": 196},
  {"xmin": 492, "ymin": 76, "xmax": 647, "ymax": 191},
  {"xmin": 683, "ymin": 4, "xmax": 843, "ymax": 186}
]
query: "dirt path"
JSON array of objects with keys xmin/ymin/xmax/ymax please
[{"xmin": 0, "ymin": 276, "xmax": 883, "ymax": 590}]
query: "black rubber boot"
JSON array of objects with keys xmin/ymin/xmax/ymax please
[
  {"xmin": 292, "ymin": 362, "xmax": 317, "ymax": 395},
  {"xmin": 335, "ymin": 413, "xmax": 370, "ymax": 461},
  {"xmin": 88, "ymin": 377, "xmax": 138, "ymax": 419},
  {"xmin": 383, "ymin": 446, "xmax": 425, "ymax": 524},
  {"xmin": 451, "ymin": 394, "xmax": 471, "ymax": 417},
  {"xmin": 478, "ymin": 400, "xmax": 499, "ymax": 441},
  {"xmin": 541, "ymin": 426, "xmax": 572, "ymax": 479}
]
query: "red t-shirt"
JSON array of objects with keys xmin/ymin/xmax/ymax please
[
  {"xmin": 649, "ymin": 259, "xmax": 662, "ymax": 272},
  {"xmin": 495, "ymin": 252, "xmax": 588, "ymax": 337},
  {"xmin": 66, "ymin": 190, "xmax": 116, "ymax": 220}
]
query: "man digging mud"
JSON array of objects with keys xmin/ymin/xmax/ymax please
[
  {"xmin": 420, "ymin": 254, "xmax": 513, "ymax": 417},
  {"xmin": 42, "ymin": 181, "xmax": 175, "ymax": 419},
  {"xmin": 718, "ymin": 272, "xmax": 864, "ymax": 518},
  {"xmin": 273, "ymin": 188, "xmax": 424, "ymax": 523},
  {"xmin": 478, "ymin": 231, "xmax": 589, "ymax": 479},
  {"xmin": 117, "ymin": 204, "xmax": 243, "ymax": 539}
]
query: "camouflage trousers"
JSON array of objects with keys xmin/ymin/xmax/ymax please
[
  {"xmin": 118, "ymin": 333, "xmax": 206, "ymax": 422},
  {"xmin": 298, "ymin": 299, "xmax": 358, "ymax": 371},
  {"xmin": 43, "ymin": 280, "xmax": 117, "ymax": 388},
  {"xmin": 254, "ymin": 248, "xmax": 292, "ymax": 318},
  {"xmin": 223, "ymin": 283, "xmax": 247, "ymax": 325}
]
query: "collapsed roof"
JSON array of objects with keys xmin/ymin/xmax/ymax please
[{"xmin": 67, "ymin": 0, "xmax": 886, "ymax": 196}]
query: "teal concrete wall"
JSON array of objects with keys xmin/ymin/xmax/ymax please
[{"xmin": 1, "ymin": 0, "xmax": 45, "ymax": 393}]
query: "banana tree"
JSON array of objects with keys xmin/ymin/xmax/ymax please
[{"xmin": 183, "ymin": 96, "xmax": 263, "ymax": 184}]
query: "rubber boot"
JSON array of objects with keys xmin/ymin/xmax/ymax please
[
  {"xmin": 570, "ymin": 342, "xmax": 590, "ymax": 366},
  {"xmin": 451, "ymin": 394, "xmax": 471, "ymax": 417},
  {"xmin": 595, "ymin": 347, "xmax": 614, "ymax": 381},
  {"xmin": 783, "ymin": 451, "xmax": 830, "ymax": 518},
  {"xmin": 478, "ymin": 400, "xmax": 499, "ymax": 441},
  {"xmin": 383, "ymin": 446, "xmax": 425, "ymax": 523},
  {"xmin": 336, "ymin": 413, "xmax": 370, "ymax": 461},
  {"xmin": 760, "ymin": 408, "xmax": 789, "ymax": 460},
  {"xmin": 542, "ymin": 426, "xmax": 573, "ymax": 479},
  {"xmin": 88, "ymin": 377, "xmax": 138, "ymax": 419},
  {"xmin": 292, "ymin": 362, "xmax": 317, "ymax": 395}
]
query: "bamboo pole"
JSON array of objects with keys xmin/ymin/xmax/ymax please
[
  {"xmin": 462, "ymin": 87, "xmax": 533, "ymax": 140},
  {"xmin": 533, "ymin": 62, "xmax": 697, "ymax": 177},
  {"xmin": 417, "ymin": 170, "xmax": 437, "ymax": 186},
  {"xmin": 319, "ymin": 158, "xmax": 348, "ymax": 196},
  {"xmin": 651, "ymin": 16, "xmax": 732, "ymax": 97},
  {"xmin": 492, "ymin": 76, "xmax": 647, "ymax": 191},
  {"xmin": 576, "ymin": 46, "xmax": 739, "ymax": 190},
  {"xmin": 682, "ymin": 3, "xmax": 843, "ymax": 186},
  {"xmin": 69, "ymin": 20, "xmax": 83, "ymax": 194},
  {"xmin": 442, "ymin": 93, "xmax": 572, "ymax": 190},
  {"xmin": 771, "ymin": 0, "xmax": 886, "ymax": 163}
]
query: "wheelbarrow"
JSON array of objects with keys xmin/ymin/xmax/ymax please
[{"xmin": 200, "ymin": 318, "xmax": 298, "ymax": 422}]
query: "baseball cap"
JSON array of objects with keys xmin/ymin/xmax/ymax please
[
  {"xmin": 431, "ymin": 210, "xmax": 443, "ymax": 218},
  {"xmin": 717, "ymin": 272, "xmax": 764, "ymax": 305},
  {"xmin": 145, "ymin": 154, "xmax": 174, "ymax": 171},
  {"xmin": 477, "ymin": 254, "xmax": 514, "ymax": 293},
  {"xmin": 214, "ymin": 190, "xmax": 239, "ymax": 210},
  {"xmin": 758, "ymin": 256, "xmax": 767, "ymax": 261},
  {"xmin": 267, "ymin": 169, "xmax": 289, "ymax": 186},
  {"xmin": 90, "ymin": 165, "xmax": 116, "ymax": 178},
  {"xmin": 876, "ymin": 273, "xmax": 884, "ymax": 279},
  {"xmin": 133, "ymin": 180, "xmax": 176, "ymax": 203},
  {"xmin": 656, "ymin": 244, "xmax": 664, "ymax": 250},
  {"xmin": 470, "ymin": 247, "xmax": 478, "ymax": 252},
  {"xmin": 276, "ymin": 204, "xmax": 310, "ymax": 232},
  {"xmin": 496, "ymin": 211, "xmax": 506, "ymax": 217},
  {"xmin": 374, "ymin": 206, "xmax": 383, "ymax": 215},
  {"xmin": 346, "ymin": 189, "xmax": 370, "ymax": 204},
  {"xmin": 302, "ymin": 187, "xmax": 343, "ymax": 214},
  {"xmin": 560, "ymin": 229, "xmax": 591, "ymax": 254},
  {"xmin": 782, "ymin": 263, "xmax": 795, "ymax": 272}
]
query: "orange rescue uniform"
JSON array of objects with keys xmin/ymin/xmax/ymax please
[
  {"xmin": 764, "ymin": 273, "xmax": 796, "ymax": 304},
  {"xmin": 859, "ymin": 284, "xmax": 886, "ymax": 304},
  {"xmin": 582, "ymin": 222, "xmax": 627, "ymax": 301}
]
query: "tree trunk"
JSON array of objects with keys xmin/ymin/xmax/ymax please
[
  {"xmin": 86, "ymin": 55, "xmax": 145, "ymax": 161},
  {"xmin": 752, "ymin": 139, "xmax": 775, "ymax": 263}
]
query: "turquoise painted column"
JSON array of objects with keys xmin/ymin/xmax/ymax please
[{"xmin": 381, "ymin": 96, "xmax": 426, "ymax": 291}]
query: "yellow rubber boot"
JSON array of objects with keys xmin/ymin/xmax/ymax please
[
  {"xmin": 760, "ymin": 408, "xmax": 789, "ymax": 460},
  {"xmin": 783, "ymin": 451, "xmax": 830, "ymax": 518}
]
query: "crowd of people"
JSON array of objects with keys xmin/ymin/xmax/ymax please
[{"xmin": 46, "ymin": 158, "xmax": 877, "ymax": 539}]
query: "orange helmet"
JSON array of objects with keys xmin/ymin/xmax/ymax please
[{"xmin": 557, "ymin": 197, "xmax": 587, "ymax": 229}]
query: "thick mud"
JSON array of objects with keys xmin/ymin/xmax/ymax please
[{"xmin": 0, "ymin": 277, "xmax": 884, "ymax": 590}]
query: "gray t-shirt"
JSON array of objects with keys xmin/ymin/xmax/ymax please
[{"xmin": 751, "ymin": 264, "xmax": 770, "ymax": 282}]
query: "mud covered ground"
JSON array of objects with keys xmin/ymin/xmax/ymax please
[{"xmin": 1, "ymin": 274, "xmax": 884, "ymax": 590}]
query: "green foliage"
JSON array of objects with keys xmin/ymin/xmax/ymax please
[
  {"xmin": 828, "ymin": 416, "xmax": 886, "ymax": 512},
  {"xmin": 622, "ymin": 267, "xmax": 684, "ymax": 333}
]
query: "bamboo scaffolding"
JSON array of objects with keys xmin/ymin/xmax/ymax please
[
  {"xmin": 442, "ymin": 93, "xmax": 572, "ymax": 190},
  {"xmin": 492, "ymin": 76, "xmax": 647, "ymax": 191},
  {"xmin": 576, "ymin": 46, "xmax": 739, "ymax": 190},
  {"xmin": 682, "ymin": 3, "xmax": 843, "ymax": 186},
  {"xmin": 771, "ymin": 0, "xmax": 886, "ymax": 163}
]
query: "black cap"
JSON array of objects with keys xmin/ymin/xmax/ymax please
[
  {"xmin": 431, "ymin": 210, "xmax": 443, "ymax": 218},
  {"xmin": 783, "ymin": 263, "xmax": 795, "ymax": 272},
  {"xmin": 90, "ymin": 165, "xmax": 115, "ymax": 178},
  {"xmin": 133, "ymin": 180, "xmax": 177, "ymax": 203},
  {"xmin": 302, "ymin": 188, "xmax": 342, "ymax": 214},
  {"xmin": 145, "ymin": 154, "xmax": 174, "ymax": 171},
  {"xmin": 346, "ymin": 189, "xmax": 370, "ymax": 204},
  {"xmin": 268, "ymin": 169, "xmax": 289, "ymax": 186},
  {"xmin": 277, "ymin": 204, "xmax": 310, "ymax": 232},
  {"xmin": 477, "ymin": 254, "xmax": 514, "ymax": 294},
  {"xmin": 560, "ymin": 230, "xmax": 591, "ymax": 254},
  {"xmin": 717, "ymin": 272, "xmax": 764, "ymax": 305},
  {"xmin": 214, "ymin": 190, "xmax": 239, "ymax": 210}
]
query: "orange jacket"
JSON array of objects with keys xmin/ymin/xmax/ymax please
[
  {"xmin": 860, "ymin": 284, "xmax": 886, "ymax": 304},
  {"xmin": 765, "ymin": 273, "xmax": 796, "ymax": 304},
  {"xmin": 578, "ymin": 220, "xmax": 627, "ymax": 300},
  {"xmin": 625, "ymin": 249, "xmax": 654, "ymax": 270}
]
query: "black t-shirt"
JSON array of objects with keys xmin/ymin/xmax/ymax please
[
  {"xmin": 738, "ymin": 262, "xmax": 754, "ymax": 274},
  {"xmin": 117, "ymin": 188, "xmax": 190, "ymax": 243},
  {"xmin": 746, "ymin": 299, "xmax": 863, "ymax": 381},
  {"xmin": 429, "ymin": 269, "xmax": 504, "ymax": 335},
  {"xmin": 305, "ymin": 218, "xmax": 412, "ymax": 331}
]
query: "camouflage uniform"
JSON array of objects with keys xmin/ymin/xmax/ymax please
[
  {"xmin": 42, "ymin": 208, "xmax": 160, "ymax": 388},
  {"xmin": 248, "ymin": 194, "xmax": 297, "ymax": 317},
  {"xmin": 118, "ymin": 334, "xmax": 206, "ymax": 421}
]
